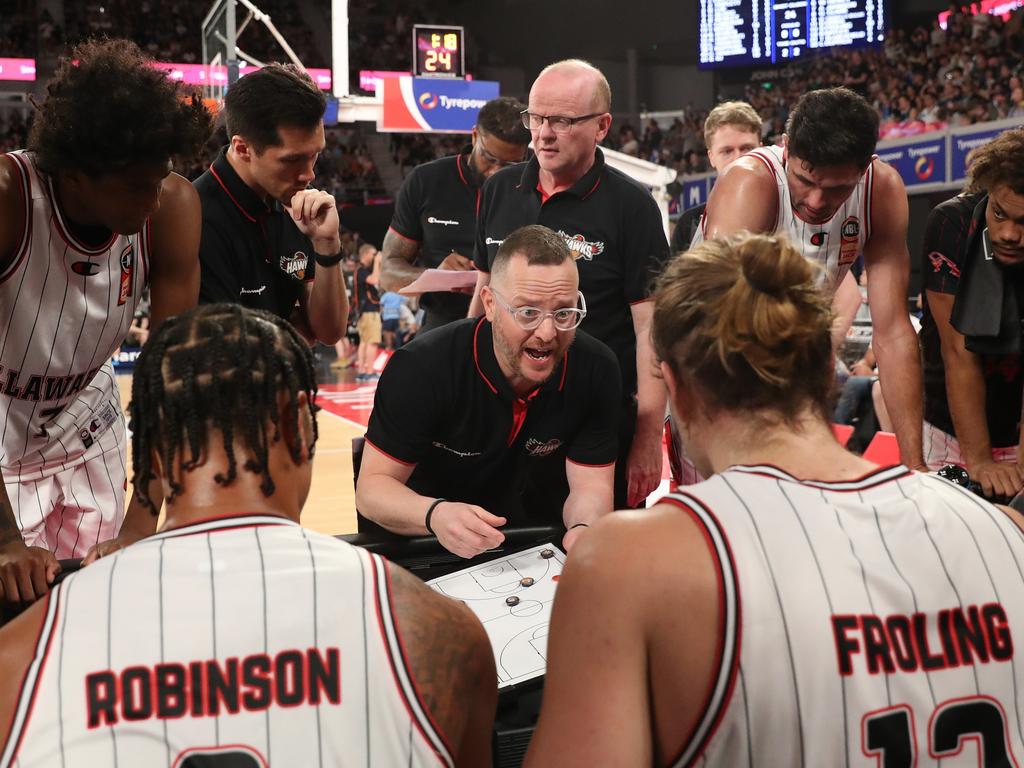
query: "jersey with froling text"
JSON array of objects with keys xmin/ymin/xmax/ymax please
[{"xmin": 664, "ymin": 465, "xmax": 1024, "ymax": 767}]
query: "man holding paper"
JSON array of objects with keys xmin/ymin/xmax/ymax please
[
  {"xmin": 357, "ymin": 226, "xmax": 621, "ymax": 558},
  {"xmin": 379, "ymin": 97, "xmax": 530, "ymax": 332}
]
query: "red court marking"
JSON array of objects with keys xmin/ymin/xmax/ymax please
[
  {"xmin": 832, "ymin": 423, "xmax": 854, "ymax": 447},
  {"xmin": 317, "ymin": 382, "xmax": 376, "ymax": 429},
  {"xmin": 862, "ymin": 431, "xmax": 899, "ymax": 464}
]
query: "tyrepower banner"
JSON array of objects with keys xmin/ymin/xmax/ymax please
[
  {"xmin": 874, "ymin": 135, "xmax": 947, "ymax": 189},
  {"xmin": 379, "ymin": 76, "xmax": 500, "ymax": 133}
]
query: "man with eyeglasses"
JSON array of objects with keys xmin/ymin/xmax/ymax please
[
  {"xmin": 357, "ymin": 225, "xmax": 621, "ymax": 559},
  {"xmin": 469, "ymin": 59, "xmax": 670, "ymax": 511},
  {"xmin": 379, "ymin": 97, "xmax": 530, "ymax": 332}
]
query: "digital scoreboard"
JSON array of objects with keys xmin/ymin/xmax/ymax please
[
  {"xmin": 412, "ymin": 24, "xmax": 465, "ymax": 79},
  {"xmin": 699, "ymin": 0, "xmax": 886, "ymax": 69}
]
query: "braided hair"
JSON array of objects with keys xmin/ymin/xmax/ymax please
[{"xmin": 130, "ymin": 304, "xmax": 319, "ymax": 512}]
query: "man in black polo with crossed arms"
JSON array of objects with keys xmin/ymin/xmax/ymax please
[
  {"xmin": 468, "ymin": 59, "xmax": 670, "ymax": 509},
  {"xmin": 194, "ymin": 64, "xmax": 348, "ymax": 344},
  {"xmin": 380, "ymin": 96, "xmax": 530, "ymax": 332},
  {"xmin": 356, "ymin": 225, "xmax": 621, "ymax": 559}
]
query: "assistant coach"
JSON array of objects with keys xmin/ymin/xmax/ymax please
[{"xmin": 356, "ymin": 225, "xmax": 621, "ymax": 558}]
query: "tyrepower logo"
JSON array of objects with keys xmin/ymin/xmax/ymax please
[
  {"xmin": 418, "ymin": 92, "xmax": 439, "ymax": 110},
  {"xmin": 558, "ymin": 231, "xmax": 605, "ymax": 261}
]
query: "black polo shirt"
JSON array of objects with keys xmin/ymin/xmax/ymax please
[
  {"xmin": 473, "ymin": 148, "xmax": 669, "ymax": 398},
  {"xmin": 670, "ymin": 203, "xmax": 705, "ymax": 254},
  {"xmin": 919, "ymin": 191, "xmax": 1022, "ymax": 447},
  {"xmin": 365, "ymin": 317, "xmax": 621, "ymax": 525},
  {"xmin": 389, "ymin": 149, "xmax": 481, "ymax": 322},
  {"xmin": 194, "ymin": 147, "xmax": 315, "ymax": 319},
  {"xmin": 355, "ymin": 264, "xmax": 380, "ymax": 314}
]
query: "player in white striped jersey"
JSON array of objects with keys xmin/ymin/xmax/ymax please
[
  {"xmin": 527, "ymin": 233, "xmax": 1024, "ymax": 767},
  {"xmin": 690, "ymin": 87, "xmax": 925, "ymax": 473},
  {"xmin": 0, "ymin": 40, "xmax": 211, "ymax": 602},
  {"xmin": 0, "ymin": 304, "xmax": 496, "ymax": 767}
]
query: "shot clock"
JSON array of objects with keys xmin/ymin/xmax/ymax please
[{"xmin": 412, "ymin": 24, "xmax": 465, "ymax": 79}]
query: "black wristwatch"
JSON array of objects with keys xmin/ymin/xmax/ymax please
[{"xmin": 314, "ymin": 251, "xmax": 344, "ymax": 267}]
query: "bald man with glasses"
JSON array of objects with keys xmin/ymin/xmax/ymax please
[
  {"xmin": 380, "ymin": 96, "xmax": 530, "ymax": 332},
  {"xmin": 469, "ymin": 59, "xmax": 670, "ymax": 512},
  {"xmin": 357, "ymin": 225, "xmax": 622, "ymax": 559}
]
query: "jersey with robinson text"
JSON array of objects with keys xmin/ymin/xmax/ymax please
[
  {"xmin": 0, "ymin": 514, "xmax": 452, "ymax": 768},
  {"xmin": 0, "ymin": 150, "xmax": 148, "ymax": 479},
  {"xmin": 665, "ymin": 465, "xmax": 1024, "ymax": 767}
]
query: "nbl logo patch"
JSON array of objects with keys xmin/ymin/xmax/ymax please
[
  {"xmin": 839, "ymin": 216, "xmax": 861, "ymax": 267},
  {"xmin": 117, "ymin": 244, "xmax": 134, "ymax": 306}
]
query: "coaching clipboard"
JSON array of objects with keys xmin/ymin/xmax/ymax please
[{"xmin": 426, "ymin": 543, "xmax": 565, "ymax": 689}]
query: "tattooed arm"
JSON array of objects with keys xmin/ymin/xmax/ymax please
[
  {"xmin": 389, "ymin": 560, "xmax": 496, "ymax": 766},
  {"xmin": 379, "ymin": 228, "xmax": 426, "ymax": 293},
  {"xmin": 0, "ymin": 478, "xmax": 60, "ymax": 603}
]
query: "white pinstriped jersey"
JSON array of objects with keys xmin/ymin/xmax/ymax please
[
  {"xmin": 0, "ymin": 515, "xmax": 452, "ymax": 768},
  {"xmin": 0, "ymin": 150, "xmax": 148, "ymax": 479},
  {"xmin": 664, "ymin": 465, "xmax": 1024, "ymax": 768},
  {"xmin": 693, "ymin": 144, "xmax": 874, "ymax": 293}
]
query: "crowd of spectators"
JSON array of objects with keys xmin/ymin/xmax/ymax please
[
  {"xmin": 389, "ymin": 132, "xmax": 463, "ymax": 177},
  {"xmin": 604, "ymin": 4, "xmax": 1024, "ymax": 181},
  {"xmin": 0, "ymin": 1, "xmax": 35, "ymax": 58},
  {"xmin": 63, "ymin": 0, "xmax": 325, "ymax": 67}
]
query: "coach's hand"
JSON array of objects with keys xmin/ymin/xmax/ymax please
[
  {"xmin": 431, "ymin": 502, "xmax": 506, "ymax": 559},
  {"xmin": 0, "ymin": 539, "xmax": 60, "ymax": 603},
  {"xmin": 82, "ymin": 528, "xmax": 146, "ymax": 566},
  {"xmin": 287, "ymin": 189, "xmax": 341, "ymax": 250}
]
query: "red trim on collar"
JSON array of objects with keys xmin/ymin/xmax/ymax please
[
  {"xmin": 456, "ymin": 153, "xmax": 470, "ymax": 188},
  {"xmin": 508, "ymin": 388, "xmax": 541, "ymax": 446},
  {"xmin": 210, "ymin": 164, "xmax": 258, "ymax": 223},
  {"xmin": 472, "ymin": 317, "xmax": 499, "ymax": 394},
  {"xmin": 537, "ymin": 181, "xmax": 552, "ymax": 204},
  {"xmin": 580, "ymin": 175, "xmax": 602, "ymax": 200}
]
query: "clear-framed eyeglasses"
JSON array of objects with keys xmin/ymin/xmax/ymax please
[{"xmin": 491, "ymin": 289, "xmax": 587, "ymax": 331}]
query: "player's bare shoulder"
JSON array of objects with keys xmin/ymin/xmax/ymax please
[
  {"xmin": 0, "ymin": 154, "xmax": 28, "ymax": 270},
  {"xmin": 704, "ymin": 153, "xmax": 779, "ymax": 236},
  {"xmin": 152, "ymin": 171, "xmax": 200, "ymax": 228},
  {"xmin": 865, "ymin": 156, "xmax": 910, "ymax": 236}
]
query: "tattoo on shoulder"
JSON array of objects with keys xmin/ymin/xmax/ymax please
[
  {"xmin": 389, "ymin": 564, "xmax": 489, "ymax": 742},
  {"xmin": 383, "ymin": 230, "xmax": 420, "ymax": 264}
]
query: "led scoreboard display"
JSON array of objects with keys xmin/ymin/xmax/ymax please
[
  {"xmin": 413, "ymin": 24, "xmax": 465, "ymax": 79},
  {"xmin": 699, "ymin": 0, "xmax": 886, "ymax": 69}
]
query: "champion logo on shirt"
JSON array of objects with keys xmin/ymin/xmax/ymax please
[
  {"xmin": 427, "ymin": 216, "xmax": 460, "ymax": 226},
  {"xmin": 432, "ymin": 441, "xmax": 482, "ymax": 458},
  {"xmin": 558, "ymin": 231, "xmax": 605, "ymax": 261},
  {"xmin": 485, "ymin": 237, "xmax": 505, "ymax": 246}
]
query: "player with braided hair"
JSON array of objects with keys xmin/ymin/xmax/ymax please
[
  {"xmin": 0, "ymin": 38, "xmax": 212, "ymax": 603},
  {"xmin": 0, "ymin": 304, "xmax": 496, "ymax": 767},
  {"xmin": 128, "ymin": 303, "xmax": 320, "ymax": 511}
]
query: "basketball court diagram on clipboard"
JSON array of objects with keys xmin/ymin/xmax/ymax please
[{"xmin": 426, "ymin": 544, "xmax": 565, "ymax": 688}]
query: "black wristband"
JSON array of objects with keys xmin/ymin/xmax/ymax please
[
  {"xmin": 569, "ymin": 522, "xmax": 590, "ymax": 530},
  {"xmin": 424, "ymin": 498, "xmax": 446, "ymax": 534},
  {"xmin": 314, "ymin": 251, "xmax": 344, "ymax": 267}
]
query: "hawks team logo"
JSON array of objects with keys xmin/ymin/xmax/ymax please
[
  {"xmin": 558, "ymin": 231, "xmax": 605, "ymax": 261},
  {"xmin": 117, "ymin": 244, "xmax": 134, "ymax": 305},
  {"xmin": 280, "ymin": 251, "xmax": 309, "ymax": 280},
  {"xmin": 839, "ymin": 216, "xmax": 861, "ymax": 268},
  {"xmin": 71, "ymin": 261, "xmax": 101, "ymax": 277},
  {"xmin": 525, "ymin": 438, "xmax": 562, "ymax": 457}
]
